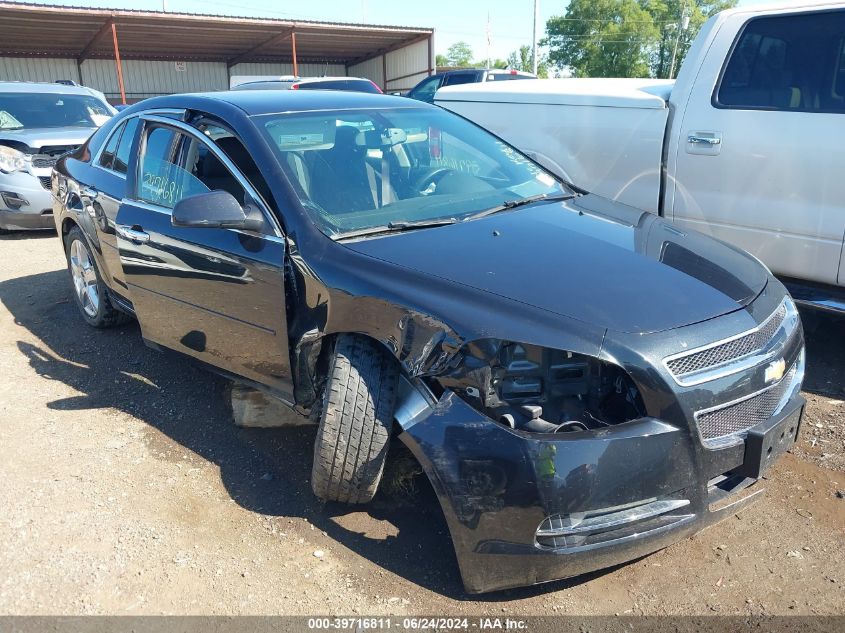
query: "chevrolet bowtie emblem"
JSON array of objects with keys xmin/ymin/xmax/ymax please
[{"xmin": 765, "ymin": 358, "xmax": 787, "ymax": 384}]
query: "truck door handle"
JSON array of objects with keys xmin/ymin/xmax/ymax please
[
  {"xmin": 116, "ymin": 224, "xmax": 150, "ymax": 244},
  {"xmin": 688, "ymin": 135, "xmax": 721, "ymax": 146}
]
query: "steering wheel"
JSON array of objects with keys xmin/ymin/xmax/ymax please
[{"xmin": 413, "ymin": 167, "xmax": 456, "ymax": 194}]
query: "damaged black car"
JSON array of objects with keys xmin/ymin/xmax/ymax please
[{"xmin": 52, "ymin": 91, "xmax": 805, "ymax": 593}]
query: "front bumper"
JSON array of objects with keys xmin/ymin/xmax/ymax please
[
  {"xmin": 0, "ymin": 169, "xmax": 55, "ymax": 231},
  {"xmin": 400, "ymin": 388, "xmax": 804, "ymax": 594}
]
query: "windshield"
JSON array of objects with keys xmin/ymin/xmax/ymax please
[
  {"xmin": 0, "ymin": 92, "xmax": 113, "ymax": 130},
  {"xmin": 253, "ymin": 106, "xmax": 569, "ymax": 237}
]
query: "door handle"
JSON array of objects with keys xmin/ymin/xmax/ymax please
[
  {"xmin": 688, "ymin": 135, "xmax": 721, "ymax": 146},
  {"xmin": 116, "ymin": 224, "xmax": 150, "ymax": 244}
]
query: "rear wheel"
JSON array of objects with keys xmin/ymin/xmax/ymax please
[
  {"xmin": 64, "ymin": 226, "xmax": 125, "ymax": 328},
  {"xmin": 311, "ymin": 335, "xmax": 399, "ymax": 504}
]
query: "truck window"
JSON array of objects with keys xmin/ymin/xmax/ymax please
[
  {"xmin": 443, "ymin": 73, "xmax": 479, "ymax": 86},
  {"xmin": 408, "ymin": 76, "xmax": 441, "ymax": 102},
  {"xmin": 715, "ymin": 10, "xmax": 845, "ymax": 113}
]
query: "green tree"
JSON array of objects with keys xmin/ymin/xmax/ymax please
[
  {"xmin": 544, "ymin": 0, "xmax": 738, "ymax": 79},
  {"xmin": 435, "ymin": 53, "xmax": 448, "ymax": 67},
  {"xmin": 645, "ymin": 0, "xmax": 737, "ymax": 78},
  {"xmin": 445, "ymin": 41, "xmax": 474, "ymax": 67},
  {"xmin": 506, "ymin": 45, "xmax": 549, "ymax": 78},
  {"xmin": 492, "ymin": 58, "xmax": 509, "ymax": 69},
  {"xmin": 545, "ymin": 0, "xmax": 659, "ymax": 78}
]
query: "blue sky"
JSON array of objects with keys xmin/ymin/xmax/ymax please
[{"xmin": 26, "ymin": 0, "xmax": 786, "ymax": 61}]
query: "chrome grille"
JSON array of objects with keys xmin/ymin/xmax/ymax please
[
  {"xmin": 695, "ymin": 364, "xmax": 797, "ymax": 445},
  {"xmin": 666, "ymin": 302, "xmax": 788, "ymax": 379},
  {"xmin": 31, "ymin": 155, "xmax": 57, "ymax": 168},
  {"xmin": 38, "ymin": 176, "xmax": 52, "ymax": 190}
]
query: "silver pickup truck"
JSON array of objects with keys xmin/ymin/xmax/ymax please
[{"xmin": 436, "ymin": 1, "xmax": 845, "ymax": 314}]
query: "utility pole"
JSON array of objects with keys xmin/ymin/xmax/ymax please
[
  {"xmin": 669, "ymin": 2, "xmax": 689, "ymax": 79},
  {"xmin": 532, "ymin": 0, "xmax": 539, "ymax": 75},
  {"xmin": 486, "ymin": 12, "xmax": 491, "ymax": 70}
]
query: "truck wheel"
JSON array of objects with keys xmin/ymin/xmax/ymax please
[
  {"xmin": 64, "ymin": 226, "xmax": 126, "ymax": 328},
  {"xmin": 311, "ymin": 334, "xmax": 399, "ymax": 504}
]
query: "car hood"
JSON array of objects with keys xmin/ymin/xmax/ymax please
[
  {"xmin": 342, "ymin": 194, "xmax": 768, "ymax": 334},
  {"xmin": 0, "ymin": 127, "xmax": 96, "ymax": 149}
]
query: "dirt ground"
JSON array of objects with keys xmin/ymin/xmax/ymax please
[{"xmin": 0, "ymin": 231, "xmax": 843, "ymax": 617}]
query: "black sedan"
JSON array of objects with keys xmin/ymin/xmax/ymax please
[{"xmin": 52, "ymin": 90, "xmax": 805, "ymax": 593}]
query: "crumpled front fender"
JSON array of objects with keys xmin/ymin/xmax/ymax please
[{"xmin": 397, "ymin": 389, "xmax": 704, "ymax": 594}]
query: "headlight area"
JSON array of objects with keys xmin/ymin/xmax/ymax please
[
  {"xmin": 427, "ymin": 339, "xmax": 646, "ymax": 434},
  {"xmin": 0, "ymin": 144, "xmax": 28, "ymax": 174}
]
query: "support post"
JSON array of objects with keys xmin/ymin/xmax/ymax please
[
  {"xmin": 291, "ymin": 31, "xmax": 298, "ymax": 76},
  {"xmin": 111, "ymin": 22, "xmax": 127, "ymax": 105},
  {"xmin": 532, "ymin": 0, "xmax": 539, "ymax": 75},
  {"xmin": 381, "ymin": 53, "xmax": 387, "ymax": 91},
  {"xmin": 428, "ymin": 34, "xmax": 433, "ymax": 75}
]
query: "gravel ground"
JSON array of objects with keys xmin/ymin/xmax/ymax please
[{"xmin": 0, "ymin": 231, "xmax": 843, "ymax": 616}]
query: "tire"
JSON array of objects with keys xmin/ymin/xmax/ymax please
[
  {"xmin": 64, "ymin": 226, "xmax": 126, "ymax": 328},
  {"xmin": 311, "ymin": 334, "xmax": 399, "ymax": 504}
]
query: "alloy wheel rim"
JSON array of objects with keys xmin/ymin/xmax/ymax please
[{"xmin": 69, "ymin": 239, "xmax": 99, "ymax": 318}]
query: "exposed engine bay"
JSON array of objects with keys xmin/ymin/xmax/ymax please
[{"xmin": 431, "ymin": 340, "xmax": 646, "ymax": 434}]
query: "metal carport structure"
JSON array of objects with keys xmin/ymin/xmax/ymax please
[{"xmin": 0, "ymin": 2, "xmax": 434, "ymax": 102}]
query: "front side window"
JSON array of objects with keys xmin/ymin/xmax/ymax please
[
  {"xmin": 137, "ymin": 124, "xmax": 255, "ymax": 211},
  {"xmin": 254, "ymin": 106, "xmax": 568, "ymax": 237},
  {"xmin": 137, "ymin": 127, "xmax": 209, "ymax": 209},
  {"xmin": 716, "ymin": 10, "xmax": 845, "ymax": 112},
  {"xmin": 0, "ymin": 93, "xmax": 113, "ymax": 130}
]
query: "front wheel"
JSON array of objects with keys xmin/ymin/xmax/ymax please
[
  {"xmin": 311, "ymin": 335, "xmax": 399, "ymax": 504},
  {"xmin": 64, "ymin": 226, "xmax": 126, "ymax": 328}
]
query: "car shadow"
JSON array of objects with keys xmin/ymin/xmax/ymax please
[
  {"xmin": 798, "ymin": 308, "xmax": 845, "ymax": 399},
  {"xmin": 1, "ymin": 267, "xmax": 625, "ymax": 600},
  {"xmin": 0, "ymin": 229, "xmax": 57, "ymax": 241}
]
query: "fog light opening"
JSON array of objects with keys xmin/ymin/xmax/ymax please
[{"xmin": 1, "ymin": 191, "xmax": 28, "ymax": 209}]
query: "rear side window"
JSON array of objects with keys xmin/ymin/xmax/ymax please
[
  {"xmin": 716, "ymin": 10, "xmax": 845, "ymax": 112},
  {"xmin": 112, "ymin": 117, "xmax": 140, "ymax": 175},
  {"xmin": 98, "ymin": 123, "xmax": 122, "ymax": 170}
]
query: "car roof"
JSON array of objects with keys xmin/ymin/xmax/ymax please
[
  {"xmin": 0, "ymin": 81, "xmax": 103, "ymax": 96},
  {"xmin": 296, "ymin": 76, "xmax": 371, "ymax": 83},
  {"xmin": 130, "ymin": 89, "xmax": 428, "ymax": 116}
]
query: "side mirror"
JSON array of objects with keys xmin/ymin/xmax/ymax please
[{"xmin": 171, "ymin": 190, "xmax": 263, "ymax": 232}]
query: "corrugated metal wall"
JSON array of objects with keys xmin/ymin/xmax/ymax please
[
  {"xmin": 386, "ymin": 39, "xmax": 430, "ymax": 92},
  {"xmin": 347, "ymin": 57, "xmax": 383, "ymax": 89},
  {"xmin": 0, "ymin": 57, "xmax": 79, "ymax": 83},
  {"xmin": 81, "ymin": 60, "xmax": 229, "ymax": 100},
  {"xmin": 1, "ymin": 35, "xmax": 431, "ymax": 99},
  {"xmin": 348, "ymin": 37, "xmax": 432, "ymax": 93},
  {"xmin": 230, "ymin": 62, "xmax": 346, "ymax": 79}
]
